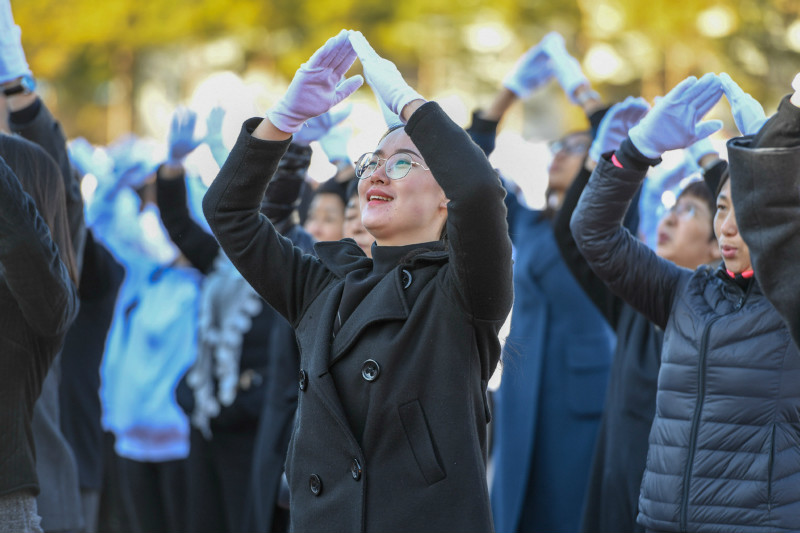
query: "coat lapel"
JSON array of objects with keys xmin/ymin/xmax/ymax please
[
  {"xmin": 329, "ymin": 268, "xmax": 410, "ymax": 365},
  {"xmin": 305, "ymin": 281, "xmax": 354, "ymax": 434}
]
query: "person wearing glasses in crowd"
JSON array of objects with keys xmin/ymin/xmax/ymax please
[
  {"xmin": 202, "ymin": 30, "xmax": 512, "ymax": 532},
  {"xmin": 466, "ymin": 33, "xmax": 615, "ymax": 533}
]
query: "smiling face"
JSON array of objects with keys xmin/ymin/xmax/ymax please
[
  {"xmin": 655, "ymin": 190, "xmax": 720, "ymax": 269},
  {"xmin": 357, "ymin": 129, "xmax": 448, "ymax": 246},
  {"xmin": 714, "ymin": 179, "xmax": 752, "ymax": 274}
]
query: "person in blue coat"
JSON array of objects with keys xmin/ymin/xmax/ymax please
[{"xmin": 471, "ymin": 33, "xmax": 616, "ymax": 533}]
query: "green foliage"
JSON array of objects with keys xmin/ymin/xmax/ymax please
[{"xmin": 9, "ymin": 0, "xmax": 799, "ymax": 142}]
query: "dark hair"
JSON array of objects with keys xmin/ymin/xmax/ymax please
[
  {"xmin": 679, "ymin": 181, "xmax": 715, "ymax": 215},
  {"xmin": 715, "ymin": 166, "xmax": 730, "ymax": 197},
  {"xmin": 345, "ymin": 177, "xmax": 359, "ymax": 201},
  {"xmin": 379, "ymin": 123, "xmax": 405, "ymax": 143},
  {"xmin": 0, "ymin": 134, "xmax": 79, "ymax": 285},
  {"xmin": 677, "ymin": 180, "xmax": 716, "ymax": 240},
  {"xmin": 315, "ymin": 177, "xmax": 349, "ymax": 207}
]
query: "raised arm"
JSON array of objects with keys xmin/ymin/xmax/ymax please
[
  {"xmin": 0, "ymin": 156, "xmax": 77, "ymax": 337},
  {"xmin": 555, "ymin": 97, "xmax": 650, "ymax": 328},
  {"xmin": 157, "ymin": 107, "xmax": 220, "ymax": 274},
  {"xmin": 571, "ymin": 74, "xmax": 723, "ymax": 329},
  {"xmin": 726, "ymin": 74, "xmax": 800, "ymax": 346},
  {"xmin": 157, "ymin": 167, "xmax": 220, "ymax": 274},
  {"xmin": 203, "ymin": 30, "xmax": 363, "ymax": 324},
  {"xmin": 0, "ymin": 0, "xmax": 85, "ymax": 269}
]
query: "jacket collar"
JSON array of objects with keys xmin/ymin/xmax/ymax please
[
  {"xmin": 313, "ymin": 239, "xmax": 373, "ymax": 278},
  {"xmin": 327, "ymin": 243, "xmax": 448, "ymax": 363},
  {"xmin": 314, "ymin": 239, "xmax": 449, "ymax": 276}
]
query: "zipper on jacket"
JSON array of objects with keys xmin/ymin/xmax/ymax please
[
  {"xmin": 767, "ymin": 423, "xmax": 776, "ymax": 513},
  {"xmin": 678, "ymin": 281, "xmax": 753, "ymax": 532}
]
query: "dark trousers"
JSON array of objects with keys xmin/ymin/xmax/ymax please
[
  {"xmin": 186, "ymin": 426, "xmax": 257, "ymax": 533},
  {"xmin": 96, "ymin": 432, "xmax": 135, "ymax": 533},
  {"xmin": 118, "ymin": 457, "xmax": 187, "ymax": 533}
]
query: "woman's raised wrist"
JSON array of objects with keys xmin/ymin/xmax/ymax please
[{"xmin": 400, "ymin": 99, "xmax": 426, "ymax": 123}]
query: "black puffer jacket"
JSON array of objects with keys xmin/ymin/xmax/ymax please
[{"xmin": 571, "ymin": 139, "xmax": 800, "ymax": 532}]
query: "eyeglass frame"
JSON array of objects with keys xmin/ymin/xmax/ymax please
[
  {"xmin": 547, "ymin": 137, "xmax": 591, "ymax": 156},
  {"xmin": 354, "ymin": 151, "xmax": 430, "ymax": 180},
  {"xmin": 668, "ymin": 202, "xmax": 700, "ymax": 220}
]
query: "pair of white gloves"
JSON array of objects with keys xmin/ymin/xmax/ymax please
[
  {"xmin": 266, "ymin": 30, "xmax": 422, "ymax": 137},
  {"xmin": 588, "ymin": 71, "xmax": 773, "ymax": 165},
  {"xmin": 502, "ymin": 32, "xmax": 588, "ymax": 102}
]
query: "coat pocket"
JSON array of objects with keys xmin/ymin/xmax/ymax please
[
  {"xmin": 565, "ymin": 337, "xmax": 611, "ymax": 416},
  {"xmin": 398, "ymin": 400, "xmax": 446, "ymax": 485}
]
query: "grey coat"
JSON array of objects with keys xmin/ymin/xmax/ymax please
[
  {"xmin": 571, "ymin": 143, "xmax": 800, "ymax": 532},
  {"xmin": 203, "ymin": 102, "xmax": 513, "ymax": 532}
]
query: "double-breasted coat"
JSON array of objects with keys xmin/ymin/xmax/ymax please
[{"xmin": 203, "ymin": 102, "xmax": 513, "ymax": 532}]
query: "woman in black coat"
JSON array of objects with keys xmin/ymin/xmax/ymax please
[
  {"xmin": 0, "ymin": 135, "xmax": 79, "ymax": 533},
  {"xmin": 203, "ymin": 30, "xmax": 513, "ymax": 532},
  {"xmin": 571, "ymin": 74, "xmax": 800, "ymax": 532}
]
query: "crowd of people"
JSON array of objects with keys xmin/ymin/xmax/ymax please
[{"xmin": 1, "ymin": 1, "xmax": 799, "ymax": 532}]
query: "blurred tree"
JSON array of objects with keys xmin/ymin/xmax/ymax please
[{"xmin": 9, "ymin": 0, "xmax": 800, "ymax": 143}]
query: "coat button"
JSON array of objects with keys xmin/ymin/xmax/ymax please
[
  {"xmin": 309, "ymin": 474, "xmax": 322, "ymax": 496},
  {"xmin": 361, "ymin": 359, "xmax": 380, "ymax": 382},
  {"xmin": 350, "ymin": 459, "xmax": 362, "ymax": 481},
  {"xmin": 401, "ymin": 269, "xmax": 413, "ymax": 289},
  {"xmin": 299, "ymin": 369, "xmax": 308, "ymax": 391}
]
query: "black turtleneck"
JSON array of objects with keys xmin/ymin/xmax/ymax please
[{"xmin": 332, "ymin": 241, "xmax": 439, "ymax": 336}]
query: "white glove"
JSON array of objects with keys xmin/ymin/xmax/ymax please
[
  {"xmin": 267, "ymin": 30, "xmax": 363, "ymax": 134},
  {"xmin": 719, "ymin": 72, "xmax": 767, "ymax": 136},
  {"xmin": 0, "ymin": 0, "xmax": 32, "ymax": 84},
  {"xmin": 502, "ymin": 33, "xmax": 556, "ymax": 99},
  {"xmin": 540, "ymin": 32, "xmax": 588, "ymax": 103},
  {"xmin": 349, "ymin": 31, "xmax": 424, "ymax": 122}
]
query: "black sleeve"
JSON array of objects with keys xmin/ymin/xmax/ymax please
[
  {"xmin": 261, "ymin": 142, "xmax": 313, "ymax": 226},
  {"xmin": 727, "ymin": 94, "xmax": 800, "ymax": 347},
  {"xmin": 156, "ymin": 167, "xmax": 220, "ymax": 274},
  {"xmin": 570, "ymin": 139, "xmax": 690, "ymax": 330},
  {"xmin": 0, "ymin": 156, "xmax": 78, "ymax": 337},
  {"xmin": 77, "ymin": 229, "xmax": 123, "ymax": 301},
  {"xmin": 553, "ymin": 106, "xmax": 631, "ymax": 328},
  {"xmin": 10, "ymin": 98, "xmax": 86, "ymax": 272},
  {"xmin": 202, "ymin": 119, "xmax": 332, "ymax": 325},
  {"xmin": 465, "ymin": 111, "xmax": 499, "ymax": 157},
  {"xmin": 405, "ymin": 102, "xmax": 513, "ymax": 322},
  {"xmin": 554, "ymin": 165, "xmax": 623, "ymax": 328}
]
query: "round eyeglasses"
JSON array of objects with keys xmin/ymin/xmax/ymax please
[
  {"xmin": 669, "ymin": 202, "xmax": 699, "ymax": 220},
  {"xmin": 355, "ymin": 152, "xmax": 430, "ymax": 180},
  {"xmin": 548, "ymin": 139, "xmax": 590, "ymax": 156}
]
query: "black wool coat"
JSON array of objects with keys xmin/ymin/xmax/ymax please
[{"xmin": 203, "ymin": 102, "xmax": 513, "ymax": 533}]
